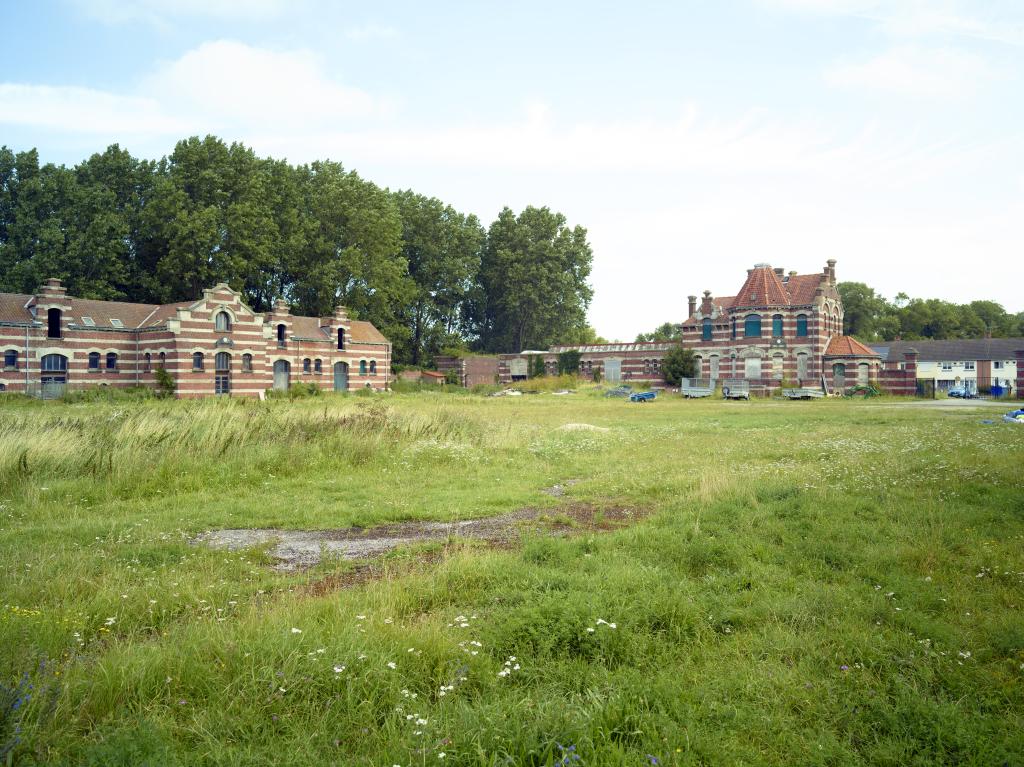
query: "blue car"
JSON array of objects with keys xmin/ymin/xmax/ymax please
[{"xmin": 629, "ymin": 391, "xmax": 656, "ymax": 403}]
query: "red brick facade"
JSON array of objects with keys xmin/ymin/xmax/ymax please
[
  {"xmin": 435, "ymin": 355, "xmax": 499, "ymax": 387},
  {"xmin": 0, "ymin": 279, "xmax": 391, "ymax": 398}
]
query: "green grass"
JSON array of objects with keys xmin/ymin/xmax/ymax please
[{"xmin": 1, "ymin": 390, "xmax": 1022, "ymax": 765}]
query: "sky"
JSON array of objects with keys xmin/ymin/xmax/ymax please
[{"xmin": 1, "ymin": 0, "xmax": 1022, "ymax": 341}]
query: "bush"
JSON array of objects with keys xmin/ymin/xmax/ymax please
[
  {"xmin": 661, "ymin": 346, "xmax": 696, "ymax": 386},
  {"xmin": 557, "ymin": 350, "xmax": 581, "ymax": 375},
  {"xmin": 61, "ymin": 385, "xmax": 155, "ymax": 404},
  {"xmin": 154, "ymin": 366, "xmax": 176, "ymax": 398},
  {"xmin": 443, "ymin": 368, "xmax": 461, "ymax": 386},
  {"xmin": 529, "ymin": 355, "xmax": 546, "ymax": 378}
]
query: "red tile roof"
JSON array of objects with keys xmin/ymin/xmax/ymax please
[
  {"xmin": 733, "ymin": 266, "xmax": 790, "ymax": 307},
  {"xmin": 290, "ymin": 316, "xmax": 329, "ymax": 339},
  {"xmin": 349, "ymin": 320, "xmax": 388, "ymax": 344},
  {"xmin": 0, "ymin": 293, "xmax": 33, "ymax": 323},
  {"xmin": 783, "ymin": 274, "xmax": 824, "ymax": 305},
  {"xmin": 825, "ymin": 335, "xmax": 880, "ymax": 357}
]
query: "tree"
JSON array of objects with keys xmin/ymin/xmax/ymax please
[
  {"xmin": 661, "ymin": 346, "xmax": 696, "ymax": 386},
  {"xmin": 635, "ymin": 322, "xmax": 680, "ymax": 343},
  {"xmin": 473, "ymin": 206, "xmax": 593, "ymax": 353},
  {"xmin": 529, "ymin": 354, "xmax": 546, "ymax": 378},
  {"xmin": 556, "ymin": 325, "xmax": 608, "ymax": 346},
  {"xmin": 392, "ymin": 190, "xmax": 484, "ymax": 365},
  {"xmin": 837, "ymin": 282, "xmax": 894, "ymax": 340}
]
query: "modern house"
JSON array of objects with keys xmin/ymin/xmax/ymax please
[{"xmin": 871, "ymin": 339, "xmax": 1022, "ymax": 394}]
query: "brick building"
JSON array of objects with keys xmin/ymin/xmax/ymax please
[
  {"xmin": 0, "ymin": 279, "xmax": 391, "ymax": 398},
  {"xmin": 435, "ymin": 355, "xmax": 499, "ymax": 388},
  {"xmin": 499, "ymin": 261, "xmax": 881, "ymax": 394}
]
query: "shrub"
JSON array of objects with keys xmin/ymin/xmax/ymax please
[
  {"xmin": 557, "ymin": 350, "xmax": 581, "ymax": 375},
  {"xmin": 443, "ymin": 369, "xmax": 461, "ymax": 386},
  {"xmin": 661, "ymin": 346, "xmax": 696, "ymax": 386},
  {"xmin": 154, "ymin": 366, "xmax": 176, "ymax": 398},
  {"xmin": 529, "ymin": 355, "xmax": 546, "ymax": 378}
]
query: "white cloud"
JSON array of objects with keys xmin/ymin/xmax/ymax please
[
  {"xmin": 143, "ymin": 40, "xmax": 389, "ymax": 131},
  {"xmin": 823, "ymin": 45, "xmax": 995, "ymax": 97}
]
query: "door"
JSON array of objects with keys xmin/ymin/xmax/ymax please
[
  {"xmin": 604, "ymin": 358, "xmax": 621, "ymax": 383},
  {"xmin": 273, "ymin": 359, "xmax": 290, "ymax": 391},
  {"xmin": 833, "ymin": 363, "xmax": 846, "ymax": 392},
  {"xmin": 333, "ymin": 361, "xmax": 349, "ymax": 391}
]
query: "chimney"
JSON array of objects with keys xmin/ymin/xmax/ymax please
[
  {"xmin": 700, "ymin": 290, "xmax": 714, "ymax": 314},
  {"xmin": 827, "ymin": 259, "xmax": 837, "ymax": 284},
  {"xmin": 774, "ymin": 267, "xmax": 784, "ymax": 277},
  {"xmin": 38, "ymin": 278, "xmax": 68, "ymax": 300},
  {"xmin": 273, "ymin": 298, "xmax": 291, "ymax": 316},
  {"xmin": 687, "ymin": 295, "xmax": 697, "ymax": 317}
]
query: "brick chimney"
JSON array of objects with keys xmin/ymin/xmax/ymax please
[
  {"xmin": 273, "ymin": 298, "xmax": 291, "ymax": 316},
  {"xmin": 687, "ymin": 295, "xmax": 697, "ymax": 317},
  {"xmin": 827, "ymin": 259, "xmax": 837, "ymax": 284},
  {"xmin": 700, "ymin": 290, "xmax": 714, "ymax": 315},
  {"xmin": 904, "ymin": 348, "xmax": 918, "ymax": 375}
]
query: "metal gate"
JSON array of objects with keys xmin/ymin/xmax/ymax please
[{"xmin": 915, "ymin": 379, "xmax": 936, "ymax": 398}]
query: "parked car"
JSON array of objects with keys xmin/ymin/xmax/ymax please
[{"xmin": 947, "ymin": 385, "xmax": 975, "ymax": 399}]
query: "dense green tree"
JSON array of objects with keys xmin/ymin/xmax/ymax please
[
  {"xmin": 473, "ymin": 206, "xmax": 593, "ymax": 353},
  {"xmin": 557, "ymin": 325, "xmax": 608, "ymax": 345},
  {"xmin": 661, "ymin": 346, "xmax": 696, "ymax": 386},
  {"xmin": 556, "ymin": 349, "xmax": 582, "ymax": 375},
  {"xmin": 392, "ymin": 190, "xmax": 484, "ymax": 365},
  {"xmin": 635, "ymin": 322, "xmax": 680, "ymax": 343}
]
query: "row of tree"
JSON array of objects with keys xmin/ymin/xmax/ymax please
[
  {"xmin": 635, "ymin": 284, "xmax": 1023, "ymax": 343},
  {"xmin": 837, "ymin": 283, "xmax": 1024, "ymax": 341},
  {"xmin": 0, "ymin": 137, "xmax": 596, "ymax": 363}
]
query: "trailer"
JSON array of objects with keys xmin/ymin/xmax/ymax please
[
  {"xmin": 781, "ymin": 387, "xmax": 825, "ymax": 400},
  {"xmin": 629, "ymin": 390, "xmax": 657, "ymax": 403},
  {"xmin": 680, "ymin": 378, "xmax": 715, "ymax": 398},
  {"xmin": 721, "ymin": 379, "xmax": 750, "ymax": 400}
]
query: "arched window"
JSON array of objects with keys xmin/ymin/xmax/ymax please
[
  {"xmin": 797, "ymin": 352, "xmax": 809, "ymax": 381},
  {"xmin": 314, "ymin": 359, "xmax": 322, "ymax": 374},
  {"xmin": 41, "ymin": 354, "xmax": 67, "ymax": 372},
  {"xmin": 242, "ymin": 353, "xmax": 253, "ymax": 372},
  {"xmin": 106, "ymin": 352, "xmax": 118, "ymax": 371},
  {"xmin": 88, "ymin": 352, "xmax": 100, "ymax": 371},
  {"xmin": 744, "ymin": 356, "xmax": 762, "ymax": 379},
  {"xmin": 276, "ymin": 323, "xmax": 286, "ymax": 347},
  {"xmin": 369, "ymin": 360, "xmax": 376, "ymax": 375},
  {"xmin": 215, "ymin": 311, "xmax": 231, "ymax": 332},
  {"xmin": 159, "ymin": 351, "xmax": 166, "ymax": 368},
  {"xmin": 2, "ymin": 350, "xmax": 16, "ymax": 370},
  {"xmin": 796, "ymin": 314, "xmax": 808, "ymax": 337},
  {"xmin": 303, "ymin": 358, "xmax": 311, "ymax": 373},
  {"xmin": 731, "ymin": 317, "xmax": 737, "ymax": 339},
  {"xmin": 47, "ymin": 308, "xmax": 62, "ymax": 338},
  {"xmin": 360, "ymin": 360, "xmax": 367, "ymax": 376},
  {"xmin": 710, "ymin": 355, "xmax": 720, "ymax": 379},
  {"xmin": 772, "ymin": 314, "xmax": 783, "ymax": 338},
  {"xmin": 215, "ymin": 352, "xmax": 231, "ymax": 395},
  {"xmin": 144, "ymin": 352, "xmax": 151, "ymax": 372},
  {"xmin": 337, "ymin": 328, "xmax": 345, "ymax": 350},
  {"xmin": 192, "ymin": 352, "xmax": 204, "ymax": 371},
  {"xmin": 702, "ymin": 318, "xmax": 712, "ymax": 341},
  {"xmin": 858, "ymin": 362, "xmax": 870, "ymax": 384},
  {"xmin": 744, "ymin": 314, "xmax": 762, "ymax": 338}
]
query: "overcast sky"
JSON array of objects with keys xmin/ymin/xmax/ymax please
[{"xmin": 2, "ymin": 0, "xmax": 1022, "ymax": 340}]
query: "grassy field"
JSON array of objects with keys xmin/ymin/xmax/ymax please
[{"xmin": 1, "ymin": 388, "xmax": 1022, "ymax": 766}]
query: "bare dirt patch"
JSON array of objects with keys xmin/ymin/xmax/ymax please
[{"xmin": 193, "ymin": 503, "xmax": 641, "ymax": 571}]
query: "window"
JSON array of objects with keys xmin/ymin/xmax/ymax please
[
  {"xmin": 940, "ymin": 361, "xmax": 952, "ymax": 371},
  {"xmin": 3, "ymin": 350, "xmax": 16, "ymax": 370},
  {"xmin": 159, "ymin": 351, "xmax": 166, "ymax": 368},
  {"xmin": 303, "ymin": 358, "xmax": 311, "ymax": 373},
  {"xmin": 276, "ymin": 324, "xmax": 286, "ymax": 347},
  {"xmin": 193, "ymin": 352, "xmax": 204, "ymax": 371},
  {"xmin": 215, "ymin": 352, "xmax": 231, "ymax": 395},
  {"xmin": 81, "ymin": 316, "xmax": 95, "ymax": 326},
  {"xmin": 858, "ymin": 363, "xmax": 870, "ymax": 384},
  {"xmin": 337, "ymin": 328, "xmax": 345, "ymax": 350},
  {"xmin": 744, "ymin": 314, "xmax": 762, "ymax": 338},
  {"xmin": 242, "ymin": 353, "xmax": 253, "ymax": 372},
  {"xmin": 994, "ymin": 360, "xmax": 1004, "ymax": 370},
  {"xmin": 106, "ymin": 352, "xmax": 118, "ymax": 371},
  {"xmin": 87, "ymin": 352, "xmax": 99, "ymax": 371},
  {"xmin": 215, "ymin": 311, "xmax": 231, "ymax": 332},
  {"xmin": 772, "ymin": 314, "xmax": 783, "ymax": 338},
  {"xmin": 731, "ymin": 318, "xmax": 737, "ymax": 339},
  {"xmin": 702, "ymin": 318, "xmax": 712, "ymax": 341},
  {"xmin": 144, "ymin": 353, "xmax": 151, "ymax": 372},
  {"xmin": 110, "ymin": 318, "xmax": 123, "ymax": 328},
  {"xmin": 710, "ymin": 355, "xmax": 720, "ymax": 379},
  {"xmin": 314, "ymin": 359, "xmax": 322, "ymax": 374},
  {"xmin": 47, "ymin": 308, "xmax": 62, "ymax": 338},
  {"xmin": 41, "ymin": 354, "xmax": 67, "ymax": 372},
  {"xmin": 964, "ymin": 361, "xmax": 975, "ymax": 371},
  {"xmin": 369, "ymin": 360, "xmax": 376, "ymax": 375},
  {"xmin": 744, "ymin": 356, "xmax": 761, "ymax": 379},
  {"xmin": 360, "ymin": 360, "xmax": 368, "ymax": 376},
  {"xmin": 793, "ymin": 314, "xmax": 806, "ymax": 337}
]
